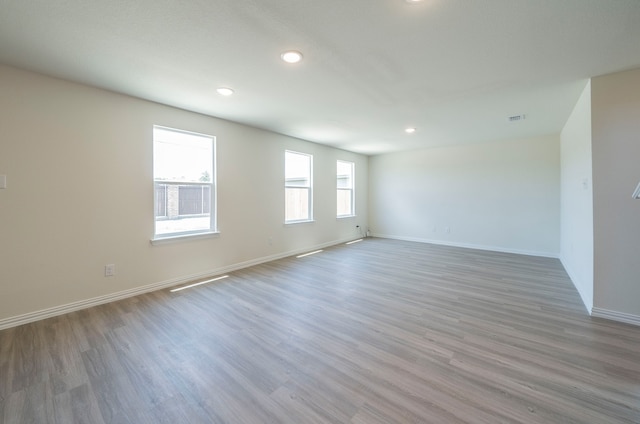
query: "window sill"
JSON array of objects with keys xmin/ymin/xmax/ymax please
[
  {"xmin": 150, "ymin": 231, "xmax": 220, "ymax": 245},
  {"xmin": 337, "ymin": 215, "xmax": 357, "ymax": 219},
  {"xmin": 284, "ymin": 220, "xmax": 315, "ymax": 226}
]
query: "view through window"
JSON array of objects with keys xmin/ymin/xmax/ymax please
[
  {"xmin": 337, "ymin": 160, "xmax": 355, "ymax": 217},
  {"xmin": 285, "ymin": 150, "xmax": 312, "ymax": 222},
  {"xmin": 153, "ymin": 126, "xmax": 216, "ymax": 238}
]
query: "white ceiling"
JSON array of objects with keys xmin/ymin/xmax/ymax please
[{"xmin": 2, "ymin": 0, "xmax": 640, "ymax": 155}]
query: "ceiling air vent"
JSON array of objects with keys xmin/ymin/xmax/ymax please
[{"xmin": 508, "ymin": 114, "xmax": 526, "ymax": 122}]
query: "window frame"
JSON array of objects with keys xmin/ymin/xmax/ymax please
[
  {"xmin": 284, "ymin": 150, "xmax": 313, "ymax": 224},
  {"xmin": 337, "ymin": 160, "xmax": 355, "ymax": 218},
  {"xmin": 152, "ymin": 125, "xmax": 217, "ymax": 241}
]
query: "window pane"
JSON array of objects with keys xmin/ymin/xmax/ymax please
[
  {"xmin": 154, "ymin": 127, "xmax": 213, "ymax": 183},
  {"xmin": 155, "ymin": 183, "xmax": 168, "ymax": 217},
  {"xmin": 337, "ymin": 189, "xmax": 352, "ymax": 217},
  {"xmin": 337, "ymin": 160, "xmax": 354, "ymax": 216},
  {"xmin": 285, "ymin": 150, "xmax": 312, "ymax": 222},
  {"xmin": 337, "ymin": 175, "xmax": 352, "ymax": 189},
  {"xmin": 285, "ymin": 151, "xmax": 311, "ymax": 187},
  {"xmin": 286, "ymin": 177, "xmax": 310, "ymax": 187},
  {"xmin": 285, "ymin": 188, "xmax": 309, "ymax": 221},
  {"xmin": 153, "ymin": 126, "xmax": 215, "ymax": 238},
  {"xmin": 337, "ymin": 161, "xmax": 353, "ymax": 188},
  {"xmin": 178, "ymin": 185, "xmax": 211, "ymax": 215}
]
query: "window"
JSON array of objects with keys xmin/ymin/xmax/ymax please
[
  {"xmin": 337, "ymin": 160, "xmax": 355, "ymax": 217},
  {"xmin": 285, "ymin": 150, "xmax": 312, "ymax": 222},
  {"xmin": 153, "ymin": 126, "xmax": 216, "ymax": 239}
]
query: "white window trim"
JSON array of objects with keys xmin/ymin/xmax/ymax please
[
  {"xmin": 150, "ymin": 231, "xmax": 220, "ymax": 245},
  {"xmin": 285, "ymin": 150, "xmax": 313, "ymax": 223},
  {"xmin": 337, "ymin": 160, "xmax": 355, "ymax": 218},
  {"xmin": 283, "ymin": 219, "xmax": 316, "ymax": 226},
  {"xmin": 152, "ymin": 125, "xmax": 217, "ymax": 242}
]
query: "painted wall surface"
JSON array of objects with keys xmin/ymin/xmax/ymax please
[
  {"xmin": 368, "ymin": 135, "xmax": 560, "ymax": 257},
  {"xmin": 0, "ymin": 65, "xmax": 367, "ymax": 322},
  {"xmin": 560, "ymin": 81, "xmax": 594, "ymax": 312},
  {"xmin": 591, "ymin": 68, "xmax": 640, "ymax": 316}
]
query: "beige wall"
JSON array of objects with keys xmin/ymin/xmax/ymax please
[
  {"xmin": 0, "ymin": 65, "xmax": 368, "ymax": 324},
  {"xmin": 560, "ymin": 81, "xmax": 593, "ymax": 312},
  {"xmin": 591, "ymin": 68, "xmax": 640, "ymax": 317},
  {"xmin": 368, "ymin": 135, "xmax": 560, "ymax": 257},
  {"xmin": 3, "ymin": 62, "xmax": 639, "ymax": 326}
]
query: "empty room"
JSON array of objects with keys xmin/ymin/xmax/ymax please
[{"xmin": 1, "ymin": 0, "xmax": 640, "ymax": 423}]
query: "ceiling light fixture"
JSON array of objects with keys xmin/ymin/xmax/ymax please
[
  {"xmin": 405, "ymin": 0, "xmax": 423, "ymax": 3},
  {"xmin": 405, "ymin": 127, "xmax": 416, "ymax": 134},
  {"xmin": 216, "ymin": 87, "xmax": 234, "ymax": 96},
  {"xmin": 281, "ymin": 50, "xmax": 303, "ymax": 64}
]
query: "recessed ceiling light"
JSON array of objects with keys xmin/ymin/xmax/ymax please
[
  {"xmin": 281, "ymin": 50, "xmax": 303, "ymax": 64},
  {"xmin": 216, "ymin": 87, "xmax": 234, "ymax": 96},
  {"xmin": 405, "ymin": 127, "xmax": 416, "ymax": 134},
  {"xmin": 405, "ymin": 0, "xmax": 423, "ymax": 3}
]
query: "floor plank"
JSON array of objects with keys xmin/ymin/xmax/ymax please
[{"xmin": 1, "ymin": 238, "xmax": 639, "ymax": 423}]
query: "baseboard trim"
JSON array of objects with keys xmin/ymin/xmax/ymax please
[
  {"xmin": 591, "ymin": 308, "xmax": 640, "ymax": 327},
  {"xmin": 0, "ymin": 237, "xmax": 357, "ymax": 331},
  {"xmin": 371, "ymin": 233, "xmax": 559, "ymax": 258}
]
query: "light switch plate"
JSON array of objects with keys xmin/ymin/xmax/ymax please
[{"xmin": 0, "ymin": 175, "xmax": 6, "ymax": 189}]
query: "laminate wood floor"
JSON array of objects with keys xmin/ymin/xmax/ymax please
[{"xmin": 1, "ymin": 238, "xmax": 639, "ymax": 423}]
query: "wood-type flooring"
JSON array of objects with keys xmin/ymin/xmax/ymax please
[{"xmin": 1, "ymin": 238, "xmax": 639, "ymax": 423}]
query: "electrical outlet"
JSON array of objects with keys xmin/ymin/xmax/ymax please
[{"xmin": 105, "ymin": 264, "xmax": 116, "ymax": 277}]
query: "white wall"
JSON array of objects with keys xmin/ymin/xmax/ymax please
[
  {"xmin": 591, "ymin": 68, "xmax": 640, "ymax": 320},
  {"xmin": 560, "ymin": 81, "xmax": 594, "ymax": 312},
  {"xmin": 368, "ymin": 135, "xmax": 560, "ymax": 257},
  {"xmin": 0, "ymin": 65, "xmax": 368, "ymax": 325}
]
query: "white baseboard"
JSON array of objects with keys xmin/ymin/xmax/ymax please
[
  {"xmin": 371, "ymin": 233, "xmax": 559, "ymax": 258},
  {"xmin": 0, "ymin": 237, "xmax": 357, "ymax": 331},
  {"xmin": 371, "ymin": 234, "xmax": 640, "ymax": 328},
  {"xmin": 591, "ymin": 308, "xmax": 640, "ymax": 327}
]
